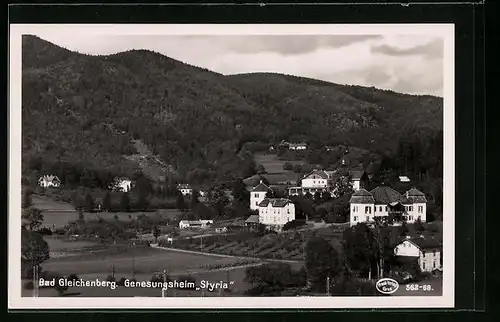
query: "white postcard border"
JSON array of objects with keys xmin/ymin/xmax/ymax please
[{"xmin": 9, "ymin": 23, "xmax": 455, "ymax": 309}]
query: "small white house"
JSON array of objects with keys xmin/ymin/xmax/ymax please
[
  {"xmin": 289, "ymin": 142, "xmax": 307, "ymax": 150},
  {"xmin": 399, "ymin": 176, "xmax": 411, "ymax": 183},
  {"xmin": 394, "ymin": 236, "xmax": 442, "ymax": 272},
  {"xmin": 257, "ymin": 198, "xmax": 295, "ymax": 231},
  {"xmin": 179, "ymin": 220, "xmax": 213, "ymax": 229},
  {"xmin": 177, "ymin": 184, "xmax": 193, "ymax": 196},
  {"xmin": 38, "ymin": 175, "xmax": 61, "ymax": 188},
  {"xmin": 109, "ymin": 177, "xmax": 131, "ymax": 192},
  {"xmin": 250, "ymin": 180, "xmax": 272, "ymax": 211}
]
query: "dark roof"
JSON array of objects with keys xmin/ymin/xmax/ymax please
[
  {"xmin": 406, "ymin": 188, "xmax": 427, "ymax": 203},
  {"xmin": 252, "ymin": 181, "xmax": 272, "ymax": 192},
  {"xmin": 404, "ymin": 237, "xmax": 442, "ymax": 250},
  {"xmin": 258, "ymin": 198, "xmax": 291, "ymax": 208},
  {"xmin": 370, "ymin": 186, "xmax": 404, "ymax": 204},
  {"xmin": 303, "ymin": 169, "xmax": 330, "ymax": 180},
  {"xmin": 245, "ymin": 215, "xmax": 260, "ymax": 223},
  {"xmin": 349, "ymin": 189, "xmax": 375, "ymax": 204}
]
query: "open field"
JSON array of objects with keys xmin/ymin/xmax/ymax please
[
  {"xmin": 41, "ymin": 209, "xmax": 183, "ymax": 230},
  {"xmin": 84, "ymin": 209, "xmax": 182, "ymax": 222},
  {"xmin": 32, "ymin": 195, "xmax": 76, "ymax": 211},
  {"xmin": 42, "ymin": 247, "xmax": 254, "ymax": 277},
  {"xmin": 254, "ymin": 153, "xmax": 304, "ymax": 174}
]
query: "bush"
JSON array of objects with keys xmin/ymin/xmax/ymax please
[
  {"xmin": 283, "ymin": 162, "xmax": 293, "ymax": 171},
  {"xmin": 151, "ymin": 274, "xmax": 168, "ymax": 283},
  {"xmin": 283, "ymin": 219, "xmax": 306, "ymax": 231},
  {"xmin": 67, "ymin": 274, "xmax": 79, "ymax": 281},
  {"xmin": 37, "ymin": 227, "xmax": 53, "ymax": 235},
  {"xmin": 117, "ymin": 277, "xmax": 127, "ymax": 286}
]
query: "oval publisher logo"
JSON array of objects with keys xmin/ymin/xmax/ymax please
[{"xmin": 375, "ymin": 278, "xmax": 399, "ymax": 295}]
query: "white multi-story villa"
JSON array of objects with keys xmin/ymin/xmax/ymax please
[
  {"xmin": 250, "ymin": 180, "xmax": 272, "ymax": 211},
  {"xmin": 257, "ymin": 198, "xmax": 296, "ymax": 231},
  {"xmin": 287, "ymin": 169, "xmax": 368, "ymax": 196},
  {"xmin": 349, "ymin": 186, "xmax": 427, "ymax": 226}
]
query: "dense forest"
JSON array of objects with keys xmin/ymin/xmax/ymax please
[{"xmin": 21, "ymin": 35, "xmax": 443, "ymax": 201}]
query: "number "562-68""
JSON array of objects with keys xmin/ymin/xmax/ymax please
[{"xmin": 406, "ymin": 284, "xmax": 433, "ymax": 291}]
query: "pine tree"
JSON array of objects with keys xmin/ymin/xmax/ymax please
[
  {"xmin": 120, "ymin": 192, "xmax": 131, "ymax": 212},
  {"xmin": 102, "ymin": 191, "xmax": 111, "ymax": 212}
]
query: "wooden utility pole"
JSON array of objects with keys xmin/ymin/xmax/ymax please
[
  {"xmin": 162, "ymin": 270, "xmax": 167, "ymax": 298},
  {"xmin": 326, "ymin": 277, "xmax": 330, "ymax": 296},
  {"xmin": 112, "ymin": 263, "xmax": 115, "ymax": 278}
]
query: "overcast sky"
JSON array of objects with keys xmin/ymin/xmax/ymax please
[{"xmin": 30, "ymin": 33, "xmax": 444, "ymax": 96}]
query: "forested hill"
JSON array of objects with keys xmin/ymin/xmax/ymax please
[{"xmin": 21, "ymin": 35, "xmax": 443, "ymax": 188}]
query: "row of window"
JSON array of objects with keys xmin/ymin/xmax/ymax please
[
  {"xmin": 260, "ymin": 216, "xmax": 291, "ymax": 224},
  {"xmin": 260, "ymin": 209, "xmax": 291, "ymax": 214},
  {"xmin": 352, "ymin": 205, "xmax": 425, "ymax": 214},
  {"xmin": 352, "ymin": 215, "xmax": 421, "ymax": 222}
]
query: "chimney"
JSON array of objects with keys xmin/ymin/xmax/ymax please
[{"xmin": 260, "ymin": 180, "xmax": 263, "ymax": 184}]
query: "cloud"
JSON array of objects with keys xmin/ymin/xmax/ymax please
[
  {"xmin": 29, "ymin": 32, "xmax": 443, "ymax": 96},
  {"xmin": 371, "ymin": 38, "xmax": 443, "ymax": 59},
  {"xmin": 221, "ymin": 35, "xmax": 382, "ymax": 55}
]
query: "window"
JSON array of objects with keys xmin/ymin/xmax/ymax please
[
  {"xmin": 354, "ymin": 216, "xmax": 358, "ymax": 221},
  {"xmin": 365, "ymin": 206, "xmax": 371, "ymax": 214},
  {"xmin": 380, "ymin": 206, "xmax": 383, "ymax": 212},
  {"xmin": 418, "ymin": 206, "xmax": 423, "ymax": 213},
  {"xmin": 423, "ymin": 262, "xmax": 426, "ymax": 270},
  {"xmin": 409, "ymin": 216, "xmax": 413, "ymax": 221},
  {"xmin": 433, "ymin": 262, "xmax": 436, "ymax": 269},
  {"xmin": 385, "ymin": 206, "xmax": 388, "ymax": 211}
]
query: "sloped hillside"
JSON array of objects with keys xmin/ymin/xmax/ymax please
[{"xmin": 21, "ymin": 35, "xmax": 443, "ymax": 190}]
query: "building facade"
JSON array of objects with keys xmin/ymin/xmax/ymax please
[
  {"xmin": 394, "ymin": 237, "xmax": 442, "ymax": 272},
  {"xmin": 257, "ymin": 198, "xmax": 295, "ymax": 231},
  {"xmin": 250, "ymin": 181, "xmax": 272, "ymax": 211},
  {"xmin": 349, "ymin": 186, "xmax": 427, "ymax": 226}
]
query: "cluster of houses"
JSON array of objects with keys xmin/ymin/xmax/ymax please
[
  {"xmin": 248, "ymin": 168, "xmax": 428, "ymax": 229},
  {"xmin": 246, "ymin": 171, "xmax": 439, "ymax": 273}
]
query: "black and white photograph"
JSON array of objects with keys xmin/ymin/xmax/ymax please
[{"xmin": 9, "ymin": 24, "xmax": 455, "ymax": 309}]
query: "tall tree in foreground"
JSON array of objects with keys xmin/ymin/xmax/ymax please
[
  {"xmin": 102, "ymin": 191, "xmax": 112, "ymax": 212},
  {"xmin": 120, "ymin": 192, "xmax": 131, "ymax": 212},
  {"xmin": 21, "ymin": 229, "xmax": 50, "ymax": 278},
  {"xmin": 176, "ymin": 192, "xmax": 186, "ymax": 212},
  {"xmin": 342, "ymin": 223, "xmax": 378, "ymax": 279},
  {"xmin": 305, "ymin": 235, "xmax": 341, "ymax": 292},
  {"xmin": 84, "ymin": 192, "xmax": 95, "ymax": 212}
]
